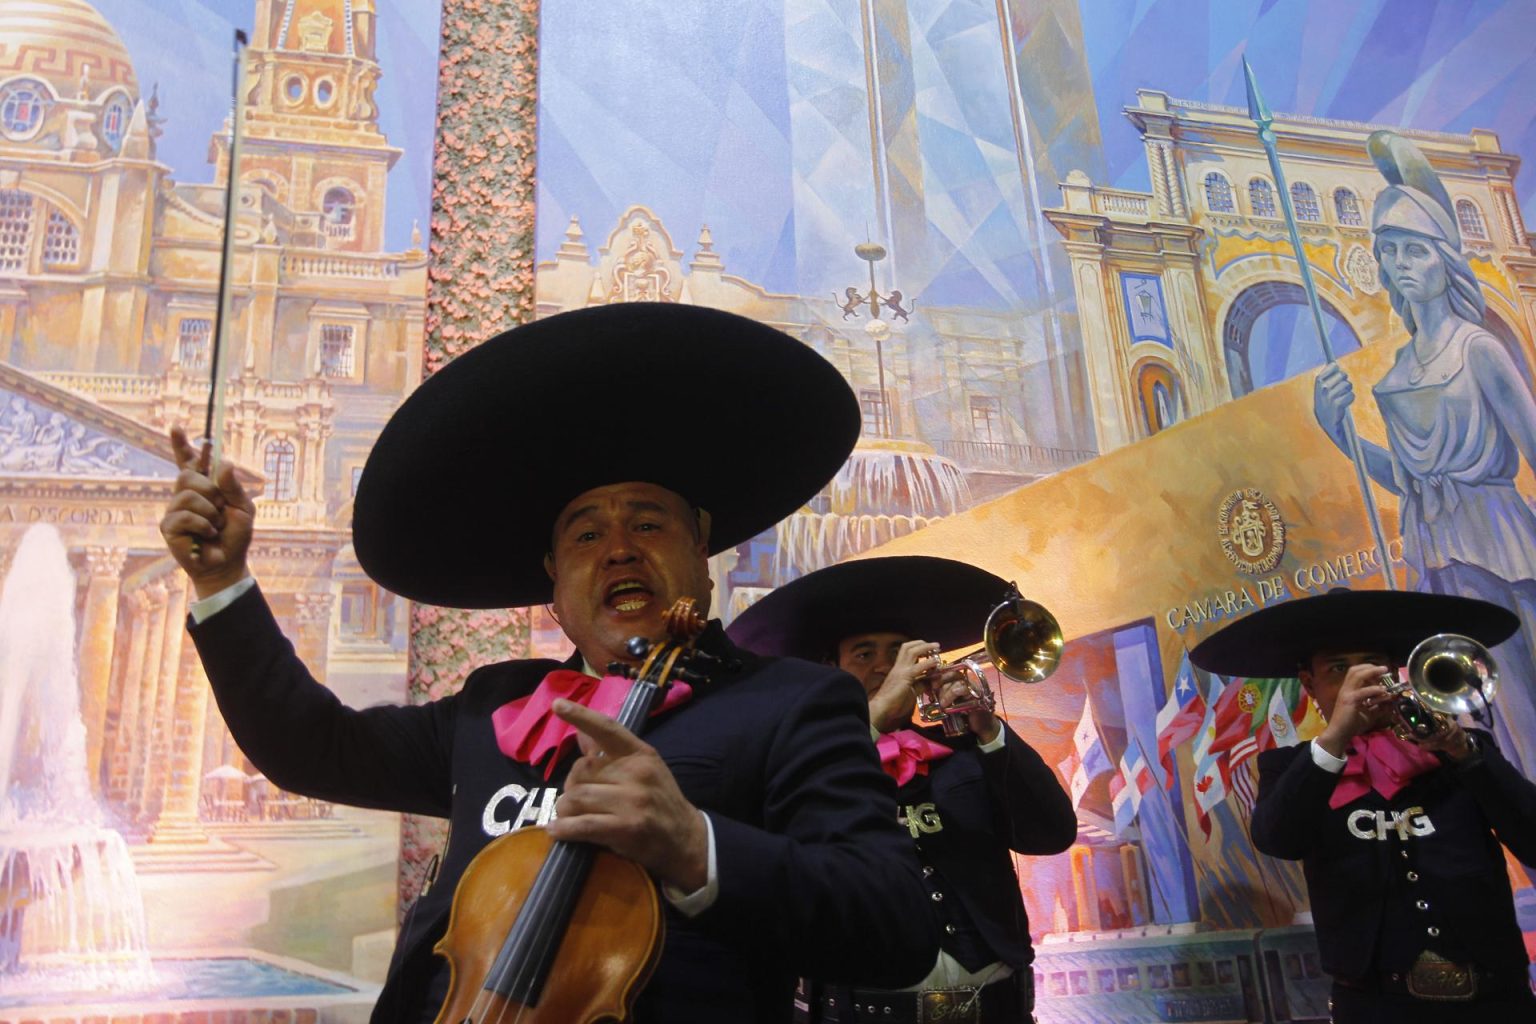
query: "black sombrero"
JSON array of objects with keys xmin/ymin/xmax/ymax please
[
  {"xmin": 352, "ymin": 303, "xmax": 860, "ymax": 608},
  {"xmin": 1189, "ymin": 588, "xmax": 1519, "ymax": 677},
  {"xmin": 726, "ymin": 556, "xmax": 1012, "ymax": 659}
]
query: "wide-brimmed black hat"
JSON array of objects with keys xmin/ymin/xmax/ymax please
[
  {"xmin": 726, "ymin": 556, "xmax": 1012, "ymax": 659},
  {"xmin": 352, "ymin": 303, "xmax": 860, "ymax": 608},
  {"xmin": 1189, "ymin": 588, "xmax": 1519, "ymax": 677}
]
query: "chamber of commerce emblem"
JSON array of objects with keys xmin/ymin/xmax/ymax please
[{"xmin": 1217, "ymin": 488, "xmax": 1286, "ymax": 575}]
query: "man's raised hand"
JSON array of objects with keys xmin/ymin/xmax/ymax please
[{"xmin": 159, "ymin": 426, "xmax": 256, "ymax": 598}]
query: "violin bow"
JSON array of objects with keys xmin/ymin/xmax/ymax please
[{"xmin": 199, "ymin": 28, "xmax": 250, "ymax": 476}]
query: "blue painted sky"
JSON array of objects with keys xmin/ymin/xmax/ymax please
[
  {"xmin": 1080, "ymin": 0, "xmax": 1536, "ymax": 218},
  {"xmin": 537, "ymin": 0, "xmax": 796, "ymax": 292},
  {"xmin": 537, "ymin": 0, "xmax": 1536, "ymax": 304},
  {"xmin": 89, "ymin": 0, "xmax": 441, "ymax": 251}
]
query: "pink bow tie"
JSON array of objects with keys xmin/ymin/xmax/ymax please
[
  {"xmin": 876, "ymin": 729, "xmax": 954, "ymax": 786},
  {"xmin": 492, "ymin": 668, "xmax": 692, "ymax": 779},
  {"xmin": 1328, "ymin": 730, "xmax": 1442, "ymax": 809}
]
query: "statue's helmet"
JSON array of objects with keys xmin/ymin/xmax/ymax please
[
  {"xmin": 1372, "ymin": 184, "xmax": 1459, "ymax": 247},
  {"xmin": 1368, "ymin": 130, "xmax": 1461, "ymax": 250}
]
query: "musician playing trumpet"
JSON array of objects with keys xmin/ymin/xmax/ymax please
[
  {"xmin": 1192, "ymin": 587, "xmax": 1536, "ymax": 1023},
  {"xmin": 730, "ymin": 555, "xmax": 1077, "ymax": 1024}
]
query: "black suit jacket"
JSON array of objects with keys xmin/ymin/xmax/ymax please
[
  {"xmin": 894, "ymin": 724, "xmax": 1077, "ymax": 972},
  {"xmin": 1249, "ymin": 732, "xmax": 1536, "ymax": 980},
  {"xmin": 189, "ymin": 587, "xmax": 939, "ymax": 1023}
]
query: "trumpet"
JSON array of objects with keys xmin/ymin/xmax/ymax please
[
  {"xmin": 915, "ymin": 583, "xmax": 1064, "ymax": 736},
  {"xmin": 1381, "ymin": 633, "xmax": 1498, "ymax": 743}
]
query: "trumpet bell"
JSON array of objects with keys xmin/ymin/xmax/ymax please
[
  {"xmin": 986, "ymin": 587, "xmax": 1064, "ymax": 684},
  {"xmin": 1407, "ymin": 633, "xmax": 1498, "ymax": 716}
]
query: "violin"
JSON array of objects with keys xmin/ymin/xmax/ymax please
[{"xmin": 432, "ymin": 598, "xmax": 722, "ymax": 1024}]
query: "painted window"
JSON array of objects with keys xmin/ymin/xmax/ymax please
[
  {"xmin": 0, "ymin": 190, "xmax": 35, "ymax": 272},
  {"xmin": 41, "ymin": 210, "xmax": 79, "ymax": 268},
  {"xmin": 1333, "ymin": 188, "xmax": 1363, "ymax": 227},
  {"xmin": 1203, "ymin": 172, "xmax": 1234, "ymax": 213},
  {"xmin": 178, "ymin": 318, "xmax": 213, "ymax": 369},
  {"xmin": 1456, "ymin": 199, "xmax": 1487, "ymax": 240},
  {"xmin": 319, "ymin": 324, "xmax": 355, "ymax": 378},
  {"xmin": 0, "ymin": 79, "xmax": 49, "ymax": 139},
  {"xmin": 1290, "ymin": 182, "xmax": 1322, "ymax": 222},
  {"xmin": 264, "ymin": 439, "xmax": 297, "ymax": 501},
  {"xmin": 969, "ymin": 395, "xmax": 1001, "ymax": 443},
  {"xmin": 1137, "ymin": 363, "xmax": 1181, "ymax": 435},
  {"xmin": 322, "ymin": 187, "xmax": 356, "ymax": 240},
  {"xmin": 1248, "ymin": 178, "xmax": 1276, "ymax": 219},
  {"xmin": 101, "ymin": 94, "xmax": 131, "ymax": 150}
]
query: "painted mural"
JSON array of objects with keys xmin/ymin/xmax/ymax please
[
  {"xmin": 3, "ymin": 0, "xmax": 1536, "ymax": 1020},
  {"xmin": 534, "ymin": 1, "xmax": 1536, "ymax": 1022},
  {"xmin": 0, "ymin": 0, "xmax": 439, "ymax": 1016}
]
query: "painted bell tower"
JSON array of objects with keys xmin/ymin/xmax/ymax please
[{"xmin": 213, "ymin": 0, "xmax": 401, "ymax": 253}]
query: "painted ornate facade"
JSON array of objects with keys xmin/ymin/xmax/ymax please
[
  {"xmin": 1046, "ymin": 89, "xmax": 1536, "ymax": 453},
  {"xmin": 0, "ymin": 0, "xmax": 424, "ymax": 851}
]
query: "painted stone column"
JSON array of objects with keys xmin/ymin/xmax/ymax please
[
  {"xmin": 106, "ymin": 587, "xmax": 152, "ymax": 805},
  {"xmin": 293, "ymin": 591, "xmax": 334, "ymax": 678},
  {"xmin": 150, "ymin": 652, "xmax": 211, "ymax": 845},
  {"xmin": 1120, "ymin": 842, "xmax": 1149, "ymax": 926},
  {"xmin": 78, "ymin": 545, "xmax": 127, "ymax": 792},
  {"xmin": 1069, "ymin": 843, "xmax": 1100, "ymax": 932},
  {"xmin": 128, "ymin": 579, "xmax": 169, "ymax": 821},
  {"xmin": 402, "ymin": 0, "xmax": 540, "ymax": 917},
  {"xmin": 143, "ymin": 575, "xmax": 190, "ymax": 823}
]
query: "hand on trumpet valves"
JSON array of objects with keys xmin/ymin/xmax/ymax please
[
  {"xmin": 1313, "ymin": 662, "xmax": 1394, "ymax": 760},
  {"xmin": 866, "ymin": 639, "xmax": 942, "ymax": 734},
  {"xmin": 930, "ymin": 672, "xmax": 1001, "ymax": 745}
]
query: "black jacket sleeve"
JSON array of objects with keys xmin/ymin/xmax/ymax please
[
  {"xmin": 702, "ymin": 667, "xmax": 940, "ymax": 989},
  {"xmin": 1249, "ymin": 743, "xmax": 1340, "ymax": 860},
  {"xmin": 1453, "ymin": 729, "xmax": 1536, "ymax": 867},
  {"xmin": 981, "ymin": 724, "xmax": 1077, "ymax": 855},
  {"xmin": 188, "ymin": 584, "xmax": 456, "ymax": 817}
]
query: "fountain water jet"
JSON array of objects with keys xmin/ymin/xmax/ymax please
[{"xmin": 0, "ymin": 524, "xmax": 154, "ymax": 989}]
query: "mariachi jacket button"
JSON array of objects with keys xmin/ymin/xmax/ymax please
[
  {"xmin": 1391, "ymin": 973, "xmax": 1401, "ymax": 982},
  {"xmin": 945, "ymin": 923, "xmax": 958, "ymax": 935},
  {"xmin": 1407, "ymin": 871, "xmax": 1420, "ymax": 882},
  {"xmin": 1400, "ymin": 849, "xmax": 1410, "ymax": 859},
  {"xmin": 931, "ymin": 891, "xmax": 945, "ymax": 902},
  {"xmin": 1415, "ymin": 899, "xmax": 1430, "ymax": 911},
  {"xmin": 1428, "ymin": 926, "xmax": 1441, "ymax": 937},
  {"xmin": 922, "ymin": 866, "xmax": 934, "ymax": 877}
]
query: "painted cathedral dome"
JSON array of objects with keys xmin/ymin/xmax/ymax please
[{"xmin": 0, "ymin": 0, "xmax": 140, "ymax": 102}]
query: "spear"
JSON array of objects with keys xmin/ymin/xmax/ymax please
[{"xmin": 1242, "ymin": 57, "xmax": 1395, "ymax": 589}]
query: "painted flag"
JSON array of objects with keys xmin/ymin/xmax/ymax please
[
  {"xmin": 1111, "ymin": 739, "xmax": 1155, "ymax": 836},
  {"xmin": 1229, "ymin": 756, "xmax": 1260, "ymax": 820},
  {"xmin": 1191, "ymin": 672, "xmax": 1230, "ymax": 840},
  {"xmin": 1068, "ymin": 697, "xmax": 1112, "ymax": 809},
  {"xmin": 1230, "ymin": 678, "xmax": 1307, "ymax": 770},
  {"xmin": 1154, "ymin": 652, "xmax": 1207, "ymax": 786}
]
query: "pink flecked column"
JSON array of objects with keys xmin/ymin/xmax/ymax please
[{"xmin": 399, "ymin": 0, "xmax": 542, "ymax": 917}]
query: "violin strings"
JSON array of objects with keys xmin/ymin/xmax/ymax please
[{"xmin": 484, "ymin": 677, "xmax": 662, "ymax": 1022}]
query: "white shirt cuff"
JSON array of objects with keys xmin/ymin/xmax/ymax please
[
  {"xmin": 188, "ymin": 576, "xmax": 257, "ymax": 624},
  {"xmin": 662, "ymin": 811, "xmax": 718, "ymax": 917},
  {"xmin": 1310, "ymin": 739, "xmax": 1347, "ymax": 774},
  {"xmin": 978, "ymin": 725, "xmax": 1007, "ymax": 753}
]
